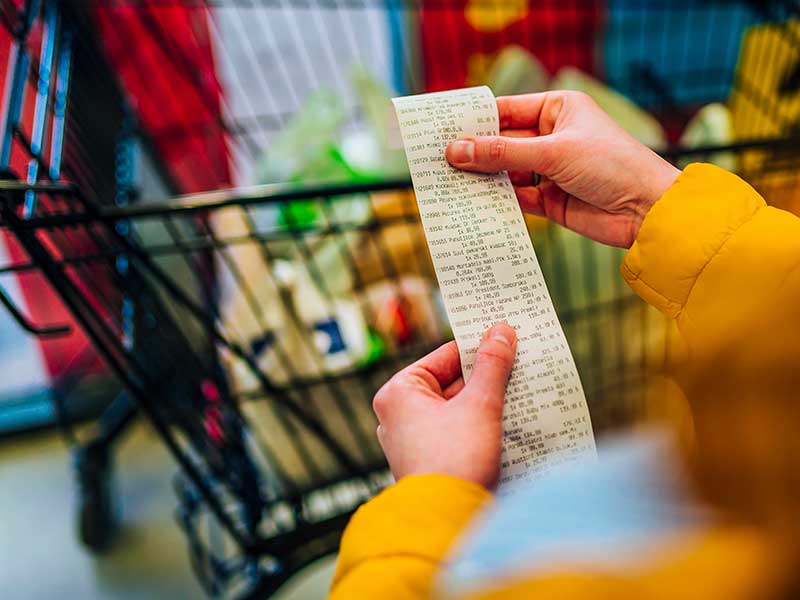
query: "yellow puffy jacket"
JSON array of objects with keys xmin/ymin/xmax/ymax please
[{"xmin": 328, "ymin": 164, "xmax": 800, "ymax": 600}]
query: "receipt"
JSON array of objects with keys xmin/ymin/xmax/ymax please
[{"xmin": 392, "ymin": 87, "xmax": 596, "ymax": 487}]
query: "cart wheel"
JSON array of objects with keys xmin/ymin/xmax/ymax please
[{"xmin": 74, "ymin": 445, "xmax": 117, "ymax": 552}]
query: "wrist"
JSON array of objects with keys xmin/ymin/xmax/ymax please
[
  {"xmin": 632, "ymin": 157, "xmax": 681, "ymax": 243},
  {"xmin": 396, "ymin": 465, "xmax": 498, "ymax": 491}
]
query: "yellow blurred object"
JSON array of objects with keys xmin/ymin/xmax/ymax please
[
  {"xmin": 747, "ymin": 169, "xmax": 800, "ymax": 215},
  {"xmin": 731, "ymin": 162, "xmax": 800, "ymax": 217},
  {"xmin": 465, "ymin": 51, "xmax": 499, "ymax": 88},
  {"xmin": 464, "ymin": 0, "xmax": 528, "ymax": 33},
  {"xmin": 522, "ymin": 213, "xmax": 549, "ymax": 233},
  {"xmin": 484, "ymin": 45, "xmax": 549, "ymax": 95},
  {"xmin": 345, "ymin": 189, "xmax": 435, "ymax": 287},
  {"xmin": 729, "ymin": 19, "xmax": 800, "ymax": 174},
  {"xmin": 730, "ymin": 19, "xmax": 800, "ymax": 214}
]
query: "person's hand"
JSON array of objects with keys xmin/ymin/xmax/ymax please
[
  {"xmin": 445, "ymin": 91, "xmax": 681, "ymax": 248},
  {"xmin": 373, "ymin": 322, "xmax": 517, "ymax": 490}
]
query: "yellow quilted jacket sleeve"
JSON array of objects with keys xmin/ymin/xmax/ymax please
[
  {"xmin": 621, "ymin": 163, "xmax": 800, "ymax": 356},
  {"xmin": 329, "ymin": 474, "xmax": 491, "ymax": 600},
  {"xmin": 328, "ymin": 163, "xmax": 800, "ymax": 600}
]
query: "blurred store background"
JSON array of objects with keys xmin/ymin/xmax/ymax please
[{"xmin": 1, "ymin": 1, "xmax": 799, "ymax": 599}]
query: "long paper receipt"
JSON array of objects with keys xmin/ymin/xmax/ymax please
[{"xmin": 392, "ymin": 86, "xmax": 596, "ymax": 487}]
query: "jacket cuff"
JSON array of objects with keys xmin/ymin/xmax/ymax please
[
  {"xmin": 621, "ymin": 163, "xmax": 765, "ymax": 317},
  {"xmin": 332, "ymin": 474, "xmax": 491, "ymax": 585}
]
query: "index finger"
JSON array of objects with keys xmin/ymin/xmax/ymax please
[
  {"xmin": 497, "ymin": 93, "xmax": 550, "ymax": 129},
  {"xmin": 397, "ymin": 340, "xmax": 462, "ymax": 394}
]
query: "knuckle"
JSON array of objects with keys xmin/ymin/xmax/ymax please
[
  {"xmin": 476, "ymin": 344, "xmax": 513, "ymax": 369},
  {"xmin": 372, "ymin": 384, "xmax": 392, "ymax": 418},
  {"xmin": 568, "ymin": 90, "xmax": 599, "ymax": 111},
  {"xmin": 543, "ymin": 94, "xmax": 565, "ymax": 131},
  {"xmin": 486, "ymin": 137, "xmax": 507, "ymax": 162},
  {"xmin": 404, "ymin": 365, "xmax": 437, "ymax": 390},
  {"xmin": 567, "ymin": 90, "xmax": 589, "ymax": 103}
]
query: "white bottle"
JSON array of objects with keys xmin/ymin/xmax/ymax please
[{"xmin": 287, "ymin": 262, "xmax": 371, "ymax": 374}]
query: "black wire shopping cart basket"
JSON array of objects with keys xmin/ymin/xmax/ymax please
[{"xmin": 1, "ymin": 1, "xmax": 800, "ymax": 598}]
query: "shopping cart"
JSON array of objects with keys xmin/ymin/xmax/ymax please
[{"xmin": 1, "ymin": 1, "xmax": 799, "ymax": 598}]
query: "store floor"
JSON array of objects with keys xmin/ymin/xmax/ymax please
[{"xmin": 0, "ymin": 422, "xmax": 335, "ymax": 600}]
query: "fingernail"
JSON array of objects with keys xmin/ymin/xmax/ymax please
[
  {"xmin": 488, "ymin": 323, "xmax": 515, "ymax": 347},
  {"xmin": 448, "ymin": 140, "xmax": 474, "ymax": 163}
]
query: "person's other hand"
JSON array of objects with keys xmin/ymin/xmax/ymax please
[
  {"xmin": 373, "ymin": 322, "xmax": 517, "ymax": 490},
  {"xmin": 445, "ymin": 91, "xmax": 681, "ymax": 248}
]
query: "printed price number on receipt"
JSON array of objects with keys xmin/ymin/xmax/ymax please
[{"xmin": 391, "ymin": 86, "xmax": 596, "ymax": 488}]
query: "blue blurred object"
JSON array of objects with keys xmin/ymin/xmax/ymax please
[
  {"xmin": 387, "ymin": 0, "xmax": 414, "ymax": 96},
  {"xmin": 604, "ymin": 1, "xmax": 761, "ymax": 110},
  {"xmin": 439, "ymin": 430, "xmax": 709, "ymax": 598}
]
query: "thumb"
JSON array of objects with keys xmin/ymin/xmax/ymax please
[
  {"xmin": 446, "ymin": 135, "xmax": 557, "ymax": 174},
  {"xmin": 462, "ymin": 323, "xmax": 517, "ymax": 412}
]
